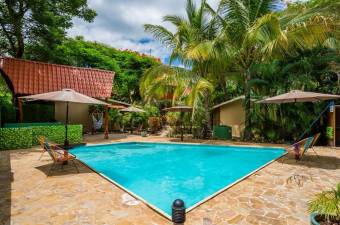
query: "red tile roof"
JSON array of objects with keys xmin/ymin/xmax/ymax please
[{"xmin": 0, "ymin": 57, "xmax": 115, "ymax": 99}]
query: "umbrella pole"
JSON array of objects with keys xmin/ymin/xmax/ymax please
[{"xmin": 64, "ymin": 102, "xmax": 69, "ymax": 148}]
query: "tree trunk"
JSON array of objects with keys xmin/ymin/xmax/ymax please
[
  {"xmin": 15, "ymin": 35, "xmax": 24, "ymax": 58},
  {"xmin": 3, "ymin": 0, "xmax": 26, "ymax": 58},
  {"xmin": 203, "ymin": 95, "xmax": 212, "ymax": 139},
  {"xmin": 14, "ymin": 17, "xmax": 25, "ymax": 58},
  {"xmin": 243, "ymin": 70, "xmax": 252, "ymax": 141}
]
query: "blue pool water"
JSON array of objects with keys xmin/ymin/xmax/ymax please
[{"xmin": 70, "ymin": 142, "xmax": 285, "ymax": 216}]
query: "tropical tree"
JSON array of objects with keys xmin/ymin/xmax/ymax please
[
  {"xmin": 201, "ymin": 0, "xmax": 340, "ymax": 139},
  {"xmin": 144, "ymin": 0, "xmax": 218, "ymax": 135},
  {"xmin": 140, "ymin": 64, "xmax": 213, "ymax": 115},
  {"xmin": 0, "ymin": 0, "xmax": 96, "ymax": 58}
]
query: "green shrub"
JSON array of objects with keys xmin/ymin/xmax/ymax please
[
  {"xmin": 0, "ymin": 125, "xmax": 83, "ymax": 150},
  {"xmin": 65, "ymin": 125, "xmax": 83, "ymax": 144},
  {"xmin": 31, "ymin": 125, "xmax": 83, "ymax": 145},
  {"xmin": 308, "ymin": 183, "xmax": 340, "ymax": 222},
  {"xmin": 0, "ymin": 128, "xmax": 32, "ymax": 150}
]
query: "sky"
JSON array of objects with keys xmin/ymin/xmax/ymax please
[
  {"xmin": 68, "ymin": 0, "xmax": 287, "ymax": 64},
  {"xmin": 67, "ymin": 0, "xmax": 220, "ymax": 64}
]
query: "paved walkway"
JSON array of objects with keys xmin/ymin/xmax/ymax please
[{"xmin": 1, "ymin": 134, "xmax": 339, "ymax": 225}]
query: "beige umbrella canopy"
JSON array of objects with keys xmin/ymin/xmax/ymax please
[
  {"xmin": 120, "ymin": 106, "xmax": 145, "ymax": 113},
  {"xmin": 20, "ymin": 88, "xmax": 108, "ymax": 105},
  {"xmin": 163, "ymin": 106, "xmax": 193, "ymax": 112},
  {"xmin": 19, "ymin": 89, "xmax": 108, "ymax": 147},
  {"xmin": 119, "ymin": 106, "xmax": 145, "ymax": 134},
  {"xmin": 258, "ymin": 90, "xmax": 340, "ymax": 104},
  {"xmin": 258, "ymin": 90, "xmax": 340, "ymax": 142}
]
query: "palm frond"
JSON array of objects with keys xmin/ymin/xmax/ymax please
[
  {"xmin": 163, "ymin": 15, "xmax": 185, "ymax": 27},
  {"xmin": 144, "ymin": 24, "xmax": 176, "ymax": 49}
]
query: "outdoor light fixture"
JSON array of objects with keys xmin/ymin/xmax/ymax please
[{"xmin": 172, "ymin": 199, "xmax": 186, "ymax": 224}]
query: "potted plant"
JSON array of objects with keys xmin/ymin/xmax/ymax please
[{"xmin": 308, "ymin": 183, "xmax": 340, "ymax": 225}]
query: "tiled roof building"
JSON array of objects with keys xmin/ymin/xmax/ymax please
[{"xmin": 0, "ymin": 57, "xmax": 114, "ymax": 99}]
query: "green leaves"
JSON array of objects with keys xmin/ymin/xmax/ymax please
[
  {"xmin": 0, "ymin": 125, "xmax": 83, "ymax": 150},
  {"xmin": 308, "ymin": 182, "xmax": 340, "ymax": 221},
  {"xmin": 0, "ymin": 0, "xmax": 96, "ymax": 58},
  {"xmin": 41, "ymin": 37, "xmax": 159, "ymax": 103},
  {"xmin": 0, "ymin": 128, "xmax": 32, "ymax": 150}
]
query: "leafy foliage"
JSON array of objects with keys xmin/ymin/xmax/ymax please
[
  {"xmin": 249, "ymin": 48, "xmax": 340, "ymax": 142},
  {"xmin": 0, "ymin": 0, "xmax": 96, "ymax": 58},
  {"xmin": 0, "ymin": 128, "xmax": 32, "ymax": 150},
  {"xmin": 144, "ymin": 0, "xmax": 220, "ymax": 134},
  {"xmin": 143, "ymin": 0, "xmax": 340, "ymax": 141},
  {"xmin": 31, "ymin": 125, "xmax": 83, "ymax": 145},
  {"xmin": 119, "ymin": 104, "xmax": 160, "ymax": 132},
  {"xmin": 44, "ymin": 37, "xmax": 160, "ymax": 102},
  {"xmin": 308, "ymin": 183, "xmax": 340, "ymax": 222},
  {"xmin": 0, "ymin": 125, "xmax": 82, "ymax": 150}
]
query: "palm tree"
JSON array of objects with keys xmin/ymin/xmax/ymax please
[
  {"xmin": 144, "ymin": 0, "xmax": 338, "ymax": 140},
  {"xmin": 140, "ymin": 64, "xmax": 213, "ymax": 117},
  {"xmin": 308, "ymin": 182, "xmax": 340, "ymax": 223},
  {"xmin": 144, "ymin": 0, "xmax": 218, "ymax": 136},
  {"xmin": 201, "ymin": 0, "xmax": 339, "ymax": 139}
]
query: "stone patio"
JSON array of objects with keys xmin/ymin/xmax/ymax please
[{"xmin": 1, "ymin": 134, "xmax": 339, "ymax": 225}]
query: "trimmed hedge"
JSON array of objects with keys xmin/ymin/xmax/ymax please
[
  {"xmin": 31, "ymin": 125, "xmax": 83, "ymax": 145},
  {"xmin": 0, "ymin": 125, "xmax": 83, "ymax": 150},
  {"xmin": 0, "ymin": 128, "xmax": 32, "ymax": 150},
  {"xmin": 4, "ymin": 122, "xmax": 62, "ymax": 128}
]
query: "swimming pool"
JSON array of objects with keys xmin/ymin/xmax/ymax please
[{"xmin": 70, "ymin": 142, "xmax": 286, "ymax": 218}]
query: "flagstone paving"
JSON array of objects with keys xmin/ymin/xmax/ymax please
[{"xmin": 1, "ymin": 134, "xmax": 339, "ymax": 225}]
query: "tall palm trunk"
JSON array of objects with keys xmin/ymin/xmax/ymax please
[
  {"xmin": 243, "ymin": 70, "xmax": 252, "ymax": 140},
  {"xmin": 203, "ymin": 94, "xmax": 212, "ymax": 138}
]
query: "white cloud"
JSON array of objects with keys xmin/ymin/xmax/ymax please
[{"xmin": 68, "ymin": 0, "xmax": 220, "ymax": 63}]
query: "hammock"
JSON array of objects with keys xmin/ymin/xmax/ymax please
[{"xmin": 92, "ymin": 113, "xmax": 103, "ymax": 130}]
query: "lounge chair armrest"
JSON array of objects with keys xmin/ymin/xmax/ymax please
[
  {"xmin": 52, "ymin": 145, "xmax": 76, "ymax": 158},
  {"xmin": 291, "ymin": 138, "xmax": 308, "ymax": 148}
]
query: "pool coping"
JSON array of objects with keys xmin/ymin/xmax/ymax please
[{"xmin": 72, "ymin": 141, "xmax": 288, "ymax": 221}]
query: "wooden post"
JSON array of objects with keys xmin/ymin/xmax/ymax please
[
  {"xmin": 18, "ymin": 98, "xmax": 23, "ymax": 122},
  {"xmin": 104, "ymin": 104, "xmax": 109, "ymax": 139}
]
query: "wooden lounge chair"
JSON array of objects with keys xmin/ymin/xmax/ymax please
[
  {"xmin": 291, "ymin": 133, "xmax": 320, "ymax": 160},
  {"xmin": 43, "ymin": 141, "xmax": 79, "ymax": 176},
  {"xmin": 310, "ymin": 133, "xmax": 321, "ymax": 156},
  {"xmin": 37, "ymin": 136, "xmax": 60, "ymax": 160},
  {"xmin": 37, "ymin": 136, "xmax": 53, "ymax": 160}
]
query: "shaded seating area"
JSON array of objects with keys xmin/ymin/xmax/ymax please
[
  {"xmin": 291, "ymin": 133, "xmax": 321, "ymax": 160},
  {"xmin": 39, "ymin": 137, "xmax": 79, "ymax": 176},
  {"xmin": 0, "ymin": 57, "xmax": 115, "ymax": 137}
]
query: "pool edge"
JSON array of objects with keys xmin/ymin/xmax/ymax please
[
  {"xmin": 186, "ymin": 150, "xmax": 288, "ymax": 213},
  {"xmin": 76, "ymin": 159, "xmax": 173, "ymax": 220},
  {"xmin": 74, "ymin": 142, "xmax": 288, "ymax": 221},
  {"xmin": 83, "ymin": 140, "xmax": 286, "ymax": 151}
]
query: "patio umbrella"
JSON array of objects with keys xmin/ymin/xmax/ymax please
[
  {"xmin": 119, "ymin": 106, "xmax": 145, "ymax": 133},
  {"xmin": 120, "ymin": 106, "xmax": 145, "ymax": 113},
  {"xmin": 163, "ymin": 106, "xmax": 193, "ymax": 112},
  {"xmin": 19, "ymin": 89, "xmax": 108, "ymax": 147},
  {"xmin": 258, "ymin": 90, "xmax": 340, "ymax": 104},
  {"xmin": 258, "ymin": 90, "xmax": 340, "ymax": 141},
  {"xmin": 163, "ymin": 106, "xmax": 193, "ymax": 141}
]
